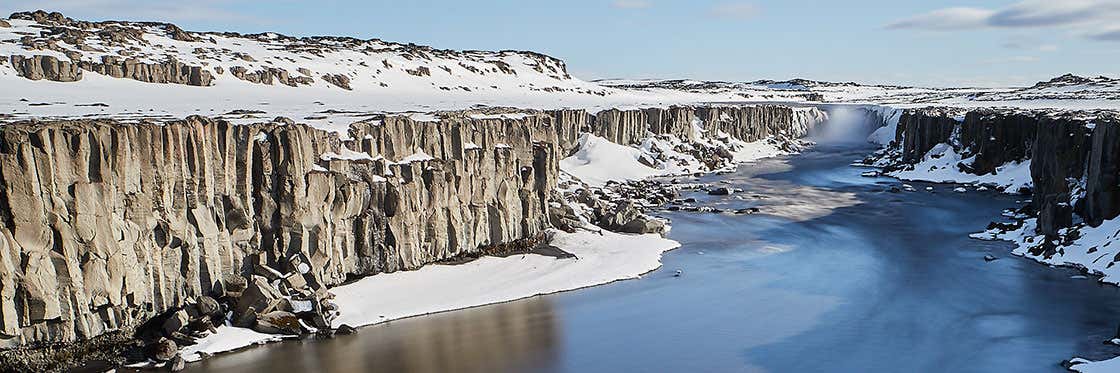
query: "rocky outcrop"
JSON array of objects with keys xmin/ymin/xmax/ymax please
[
  {"xmin": 228, "ymin": 66, "xmax": 312, "ymax": 87},
  {"xmin": 320, "ymin": 74, "xmax": 351, "ymax": 90},
  {"xmin": 9, "ymin": 54, "xmax": 213, "ymax": 86},
  {"xmin": 9, "ymin": 55, "xmax": 82, "ymax": 82},
  {"xmin": 883, "ymin": 107, "xmax": 1120, "ymax": 241},
  {"xmin": 80, "ymin": 56, "xmax": 213, "ymax": 86}
]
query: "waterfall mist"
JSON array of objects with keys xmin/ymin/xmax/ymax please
[{"xmin": 814, "ymin": 106, "xmax": 875, "ymax": 144}]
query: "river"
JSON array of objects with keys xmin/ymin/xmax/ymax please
[{"xmin": 184, "ymin": 143, "xmax": 1120, "ymax": 373}]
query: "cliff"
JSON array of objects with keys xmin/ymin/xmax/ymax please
[
  {"xmin": 882, "ymin": 107, "xmax": 1120, "ymax": 244},
  {"xmin": 0, "ymin": 104, "xmax": 823, "ymax": 354}
]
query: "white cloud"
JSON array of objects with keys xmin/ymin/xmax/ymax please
[
  {"xmin": 611, "ymin": 0, "xmax": 651, "ymax": 10},
  {"xmin": 983, "ymin": 55, "xmax": 1040, "ymax": 64},
  {"xmin": 708, "ymin": 2, "xmax": 760, "ymax": 20},
  {"xmin": 886, "ymin": 0, "xmax": 1120, "ymax": 42},
  {"xmin": 886, "ymin": 7, "xmax": 994, "ymax": 30}
]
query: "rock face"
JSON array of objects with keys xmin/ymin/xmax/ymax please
[
  {"xmin": 229, "ymin": 66, "xmax": 312, "ymax": 87},
  {"xmin": 9, "ymin": 55, "xmax": 81, "ymax": 82},
  {"xmin": 886, "ymin": 107, "xmax": 1120, "ymax": 241},
  {"xmin": 81, "ymin": 56, "xmax": 213, "ymax": 86},
  {"xmin": 590, "ymin": 105, "xmax": 824, "ymax": 147},
  {"xmin": 0, "ymin": 104, "xmax": 822, "ymax": 349},
  {"xmin": 9, "ymin": 54, "xmax": 213, "ymax": 86}
]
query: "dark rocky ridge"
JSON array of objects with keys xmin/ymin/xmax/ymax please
[
  {"xmin": 0, "ymin": 103, "xmax": 823, "ymax": 369},
  {"xmin": 1, "ymin": 10, "xmax": 582, "ymax": 91}
]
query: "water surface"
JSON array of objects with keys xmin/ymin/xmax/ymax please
[{"xmin": 186, "ymin": 143, "xmax": 1120, "ymax": 373}]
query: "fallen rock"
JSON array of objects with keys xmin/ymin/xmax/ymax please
[
  {"xmin": 194, "ymin": 296, "xmax": 221, "ymax": 319},
  {"xmin": 253, "ymin": 311, "xmax": 305, "ymax": 335},
  {"xmin": 708, "ymin": 187, "xmax": 732, "ymax": 196},
  {"xmin": 161, "ymin": 310, "xmax": 189, "ymax": 336},
  {"xmin": 170, "ymin": 355, "xmax": 186, "ymax": 372},
  {"xmin": 151, "ymin": 338, "xmax": 177, "ymax": 362},
  {"xmin": 598, "ymin": 202, "xmax": 665, "ymax": 234},
  {"xmin": 234, "ymin": 277, "xmax": 284, "ymax": 320}
]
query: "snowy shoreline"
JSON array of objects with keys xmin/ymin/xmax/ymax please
[{"xmin": 179, "ymin": 228, "xmax": 680, "ymax": 362}]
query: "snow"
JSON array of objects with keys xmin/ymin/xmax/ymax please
[
  {"xmin": 1069, "ymin": 357, "xmax": 1120, "ymax": 373},
  {"xmin": 167, "ymin": 223, "xmax": 678, "ymax": 363},
  {"xmin": 331, "ymin": 227, "xmax": 680, "ymax": 328},
  {"xmin": 865, "ymin": 106, "xmax": 904, "ymax": 146},
  {"xmin": 980, "ymin": 217, "xmax": 1120, "ymax": 286},
  {"xmin": 319, "ymin": 147, "xmax": 373, "ymax": 162},
  {"xmin": 179, "ymin": 325, "xmax": 289, "ymax": 362},
  {"xmin": 469, "ymin": 113, "xmax": 531, "ymax": 120},
  {"xmin": 560, "ymin": 134, "xmax": 660, "ymax": 187},
  {"xmin": 399, "ymin": 151, "xmax": 435, "ymax": 163},
  {"xmin": 888, "ymin": 143, "xmax": 1032, "ymax": 193}
]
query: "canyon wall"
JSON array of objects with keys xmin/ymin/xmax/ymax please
[
  {"xmin": 589, "ymin": 105, "xmax": 825, "ymax": 147},
  {"xmin": 885, "ymin": 108, "xmax": 1120, "ymax": 244},
  {"xmin": 0, "ymin": 104, "xmax": 824, "ymax": 348}
]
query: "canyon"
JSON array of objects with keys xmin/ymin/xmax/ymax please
[{"xmin": 2, "ymin": 9, "xmax": 1120, "ymax": 373}]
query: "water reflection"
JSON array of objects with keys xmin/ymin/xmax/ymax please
[{"xmin": 184, "ymin": 297, "xmax": 560, "ymax": 373}]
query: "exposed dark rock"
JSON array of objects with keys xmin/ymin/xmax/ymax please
[
  {"xmin": 708, "ymin": 187, "xmax": 732, "ymax": 196},
  {"xmin": 150, "ymin": 338, "xmax": 177, "ymax": 362},
  {"xmin": 321, "ymin": 74, "xmax": 352, "ymax": 90},
  {"xmin": 597, "ymin": 202, "xmax": 665, "ymax": 234},
  {"xmin": 336, "ymin": 324, "xmax": 357, "ymax": 335},
  {"xmin": 9, "ymin": 55, "xmax": 82, "ymax": 82},
  {"xmin": 252, "ymin": 311, "xmax": 304, "ymax": 335}
]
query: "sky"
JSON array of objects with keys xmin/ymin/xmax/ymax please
[{"xmin": 2, "ymin": 0, "xmax": 1118, "ymax": 87}]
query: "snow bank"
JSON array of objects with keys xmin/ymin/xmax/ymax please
[
  {"xmin": 331, "ymin": 228, "xmax": 679, "ymax": 328},
  {"xmin": 1070, "ymin": 357, "xmax": 1120, "ymax": 373},
  {"xmin": 889, "ymin": 143, "xmax": 1032, "ymax": 193},
  {"xmin": 560, "ymin": 134, "xmax": 661, "ymax": 187},
  {"xmin": 173, "ymin": 227, "xmax": 678, "ymax": 364},
  {"xmin": 977, "ymin": 217, "xmax": 1120, "ymax": 286},
  {"xmin": 179, "ymin": 325, "xmax": 289, "ymax": 362}
]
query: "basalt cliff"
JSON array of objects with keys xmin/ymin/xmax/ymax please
[
  {"xmin": 0, "ymin": 103, "xmax": 824, "ymax": 370},
  {"xmin": 872, "ymin": 107, "xmax": 1120, "ymax": 261}
]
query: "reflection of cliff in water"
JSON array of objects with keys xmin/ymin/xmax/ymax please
[{"xmin": 183, "ymin": 297, "xmax": 560, "ymax": 373}]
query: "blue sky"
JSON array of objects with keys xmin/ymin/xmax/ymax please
[{"xmin": 3, "ymin": 0, "xmax": 1119, "ymax": 87}]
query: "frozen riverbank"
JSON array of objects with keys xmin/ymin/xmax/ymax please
[{"xmin": 176, "ymin": 228, "xmax": 679, "ymax": 361}]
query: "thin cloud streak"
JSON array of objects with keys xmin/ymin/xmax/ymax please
[
  {"xmin": 708, "ymin": 2, "xmax": 760, "ymax": 20},
  {"xmin": 611, "ymin": 0, "xmax": 651, "ymax": 10},
  {"xmin": 886, "ymin": 0, "xmax": 1120, "ymax": 42}
]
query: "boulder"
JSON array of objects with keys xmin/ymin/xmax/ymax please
[
  {"xmin": 253, "ymin": 311, "xmax": 305, "ymax": 335},
  {"xmin": 598, "ymin": 202, "xmax": 665, "ymax": 234},
  {"xmin": 708, "ymin": 187, "xmax": 732, "ymax": 196},
  {"xmin": 151, "ymin": 337, "xmax": 178, "ymax": 362},
  {"xmin": 161, "ymin": 309, "xmax": 189, "ymax": 336},
  {"xmin": 222, "ymin": 274, "xmax": 248, "ymax": 298},
  {"xmin": 194, "ymin": 296, "xmax": 221, "ymax": 319},
  {"xmin": 234, "ymin": 277, "xmax": 284, "ymax": 319}
]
